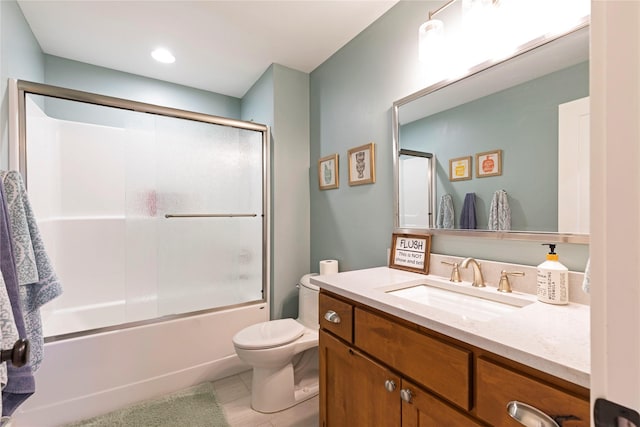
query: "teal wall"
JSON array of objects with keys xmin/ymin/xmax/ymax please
[
  {"xmin": 272, "ymin": 65, "xmax": 310, "ymax": 318},
  {"xmin": 44, "ymin": 55, "xmax": 241, "ymax": 119},
  {"xmin": 401, "ymin": 62, "xmax": 589, "ymax": 232},
  {"xmin": 309, "ymin": 1, "xmax": 589, "ymax": 271},
  {"xmin": 0, "ymin": 0, "xmax": 44, "ymax": 169},
  {"xmin": 242, "ymin": 64, "xmax": 311, "ymax": 319},
  {"xmin": 310, "ymin": 2, "xmax": 428, "ymax": 273}
]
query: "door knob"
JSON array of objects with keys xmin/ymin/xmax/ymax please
[{"xmin": 384, "ymin": 380, "xmax": 396, "ymax": 392}]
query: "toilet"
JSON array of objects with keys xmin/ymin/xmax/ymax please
[{"xmin": 232, "ymin": 273, "xmax": 320, "ymax": 413}]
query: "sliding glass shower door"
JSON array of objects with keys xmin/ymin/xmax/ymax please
[
  {"xmin": 152, "ymin": 115, "xmax": 263, "ymax": 316},
  {"xmin": 18, "ymin": 81, "xmax": 268, "ymax": 338}
]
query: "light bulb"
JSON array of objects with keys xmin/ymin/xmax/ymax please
[
  {"xmin": 151, "ymin": 48, "xmax": 175, "ymax": 64},
  {"xmin": 418, "ymin": 19, "xmax": 445, "ymax": 64}
]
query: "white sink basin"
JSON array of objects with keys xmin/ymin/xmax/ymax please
[{"xmin": 383, "ymin": 277, "xmax": 536, "ymax": 322}]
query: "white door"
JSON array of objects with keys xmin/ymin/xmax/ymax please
[
  {"xmin": 591, "ymin": 0, "xmax": 640, "ymax": 423},
  {"xmin": 558, "ymin": 96, "xmax": 590, "ymax": 234}
]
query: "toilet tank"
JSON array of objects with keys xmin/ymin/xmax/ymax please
[{"xmin": 297, "ymin": 273, "xmax": 319, "ymax": 330}]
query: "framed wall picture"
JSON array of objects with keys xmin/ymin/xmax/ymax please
[
  {"xmin": 348, "ymin": 143, "xmax": 376, "ymax": 185},
  {"xmin": 318, "ymin": 154, "xmax": 339, "ymax": 190},
  {"xmin": 389, "ymin": 233, "xmax": 432, "ymax": 274},
  {"xmin": 476, "ymin": 149, "xmax": 502, "ymax": 177},
  {"xmin": 449, "ymin": 156, "xmax": 472, "ymax": 181}
]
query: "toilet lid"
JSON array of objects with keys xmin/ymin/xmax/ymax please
[
  {"xmin": 299, "ymin": 273, "xmax": 319, "ymax": 292},
  {"xmin": 233, "ymin": 318, "xmax": 305, "ymax": 350}
]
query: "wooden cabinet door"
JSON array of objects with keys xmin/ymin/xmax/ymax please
[
  {"xmin": 320, "ymin": 330, "xmax": 400, "ymax": 427},
  {"xmin": 401, "ymin": 379, "xmax": 483, "ymax": 427}
]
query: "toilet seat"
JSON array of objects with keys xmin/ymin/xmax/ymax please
[{"xmin": 233, "ymin": 318, "xmax": 305, "ymax": 350}]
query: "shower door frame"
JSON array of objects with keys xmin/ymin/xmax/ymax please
[{"xmin": 12, "ymin": 79, "xmax": 270, "ymax": 339}]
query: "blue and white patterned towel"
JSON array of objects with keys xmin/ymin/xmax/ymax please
[
  {"xmin": 488, "ymin": 189, "xmax": 511, "ymax": 231},
  {"xmin": 0, "ymin": 273, "xmax": 19, "ymax": 390},
  {"xmin": 437, "ymin": 194, "xmax": 455, "ymax": 229},
  {"xmin": 0, "ymin": 171, "xmax": 63, "ymax": 373},
  {"xmin": 0, "ymin": 178, "xmax": 35, "ymax": 416}
]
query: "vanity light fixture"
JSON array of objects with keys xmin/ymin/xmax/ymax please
[
  {"xmin": 151, "ymin": 47, "xmax": 175, "ymax": 64},
  {"xmin": 418, "ymin": 18, "xmax": 445, "ymax": 64},
  {"xmin": 418, "ymin": 0, "xmax": 503, "ymax": 66},
  {"xmin": 418, "ymin": 0, "xmax": 454, "ymax": 64}
]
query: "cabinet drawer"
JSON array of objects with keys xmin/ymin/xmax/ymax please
[
  {"xmin": 354, "ymin": 308, "xmax": 472, "ymax": 410},
  {"xmin": 477, "ymin": 357, "xmax": 589, "ymax": 427},
  {"xmin": 319, "ymin": 292, "xmax": 353, "ymax": 342}
]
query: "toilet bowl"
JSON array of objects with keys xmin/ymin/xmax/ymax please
[{"xmin": 232, "ymin": 274, "xmax": 319, "ymax": 413}]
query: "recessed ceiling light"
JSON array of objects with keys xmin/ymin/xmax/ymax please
[{"xmin": 151, "ymin": 48, "xmax": 175, "ymax": 64}]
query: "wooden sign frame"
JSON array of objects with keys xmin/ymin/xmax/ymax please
[{"xmin": 389, "ymin": 233, "xmax": 432, "ymax": 275}]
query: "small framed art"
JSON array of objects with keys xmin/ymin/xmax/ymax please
[
  {"xmin": 348, "ymin": 143, "xmax": 376, "ymax": 186},
  {"xmin": 476, "ymin": 149, "xmax": 502, "ymax": 178},
  {"xmin": 449, "ymin": 156, "xmax": 472, "ymax": 181},
  {"xmin": 318, "ymin": 154, "xmax": 339, "ymax": 190},
  {"xmin": 389, "ymin": 233, "xmax": 432, "ymax": 275}
]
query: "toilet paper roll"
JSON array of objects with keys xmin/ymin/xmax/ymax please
[{"xmin": 319, "ymin": 259, "xmax": 339, "ymax": 275}]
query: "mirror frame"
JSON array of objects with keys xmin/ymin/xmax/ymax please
[{"xmin": 392, "ymin": 20, "xmax": 590, "ymax": 244}]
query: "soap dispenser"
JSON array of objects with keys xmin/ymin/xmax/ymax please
[{"xmin": 536, "ymin": 244, "xmax": 569, "ymax": 305}]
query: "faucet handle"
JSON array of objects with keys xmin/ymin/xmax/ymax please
[
  {"xmin": 498, "ymin": 270, "xmax": 525, "ymax": 293},
  {"xmin": 441, "ymin": 261, "xmax": 462, "ymax": 282}
]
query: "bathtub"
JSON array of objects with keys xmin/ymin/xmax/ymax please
[{"xmin": 12, "ymin": 302, "xmax": 267, "ymax": 426}]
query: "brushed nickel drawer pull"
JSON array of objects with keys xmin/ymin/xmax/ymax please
[
  {"xmin": 384, "ymin": 380, "xmax": 396, "ymax": 392},
  {"xmin": 324, "ymin": 310, "xmax": 341, "ymax": 324},
  {"xmin": 507, "ymin": 401, "xmax": 560, "ymax": 427},
  {"xmin": 400, "ymin": 388, "xmax": 413, "ymax": 403}
]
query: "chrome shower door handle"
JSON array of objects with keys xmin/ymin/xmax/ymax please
[
  {"xmin": 507, "ymin": 401, "xmax": 560, "ymax": 427},
  {"xmin": 324, "ymin": 310, "xmax": 341, "ymax": 324}
]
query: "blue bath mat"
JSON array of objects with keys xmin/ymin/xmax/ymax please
[{"xmin": 66, "ymin": 382, "xmax": 229, "ymax": 427}]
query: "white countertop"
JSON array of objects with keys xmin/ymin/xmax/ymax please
[{"xmin": 311, "ymin": 266, "xmax": 590, "ymax": 388}]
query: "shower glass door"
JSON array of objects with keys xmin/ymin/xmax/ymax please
[
  {"xmin": 153, "ymin": 115, "xmax": 263, "ymax": 316},
  {"xmin": 20, "ymin": 83, "xmax": 267, "ymax": 338}
]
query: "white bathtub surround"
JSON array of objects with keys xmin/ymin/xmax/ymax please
[
  {"xmin": 10, "ymin": 303, "xmax": 268, "ymax": 426},
  {"xmin": 312, "ymin": 265, "xmax": 590, "ymax": 388}
]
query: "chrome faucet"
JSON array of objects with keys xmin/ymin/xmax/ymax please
[{"xmin": 460, "ymin": 257, "xmax": 486, "ymax": 287}]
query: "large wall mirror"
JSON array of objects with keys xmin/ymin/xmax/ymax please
[{"xmin": 393, "ymin": 23, "xmax": 590, "ymax": 244}]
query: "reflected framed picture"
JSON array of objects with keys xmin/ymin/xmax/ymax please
[
  {"xmin": 318, "ymin": 154, "xmax": 339, "ymax": 190},
  {"xmin": 476, "ymin": 149, "xmax": 502, "ymax": 178},
  {"xmin": 449, "ymin": 156, "xmax": 472, "ymax": 181},
  {"xmin": 348, "ymin": 143, "xmax": 376, "ymax": 186}
]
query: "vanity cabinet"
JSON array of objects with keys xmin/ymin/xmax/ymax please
[
  {"xmin": 319, "ymin": 291, "xmax": 590, "ymax": 427},
  {"xmin": 320, "ymin": 330, "xmax": 400, "ymax": 426}
]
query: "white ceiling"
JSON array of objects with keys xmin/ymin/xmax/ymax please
[{"xmin": 17, "ymin": 0, "xmax": 399, "ymax": 98}]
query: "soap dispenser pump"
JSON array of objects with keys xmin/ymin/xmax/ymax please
[{"xmin": 536, "ymin": 244, "xmax": 569, "ymax": 305}]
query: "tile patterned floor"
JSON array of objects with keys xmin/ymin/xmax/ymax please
[{"xmin": 212, "ymin": 371, "xmax": 319, "ymax": 427}]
